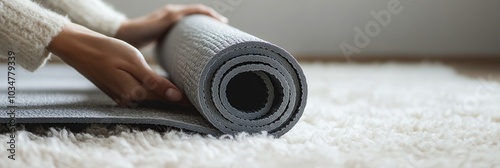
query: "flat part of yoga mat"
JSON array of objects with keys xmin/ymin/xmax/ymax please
[
  {"xmin": 0, "ymin": 65, "xmax": 219, "ymax": 134},
  {"xmin": 156, "ymin": 15, "xmax": 307, "ymax": 136}
]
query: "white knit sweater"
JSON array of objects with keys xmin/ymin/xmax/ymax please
[{"xmin": 0, "ymin": 0, "xmax": 126, "ymax": 72}]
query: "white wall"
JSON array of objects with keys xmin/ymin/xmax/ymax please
[{"xmin": 106, "ymin": 0, "xmax": 500, "ymax": 56}]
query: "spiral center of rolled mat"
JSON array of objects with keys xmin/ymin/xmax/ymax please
[{"xmin": 226, "ymin": 72, "xmax": 269, "ymax": 112}]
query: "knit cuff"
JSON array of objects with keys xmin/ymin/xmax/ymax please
[
  {"xmin": 0, "ymin": 0, "xmax": 70, "ymax": 72},
  {"xmin": 34, "ymin": 0, "xmax": 128, "ymax": 37}
]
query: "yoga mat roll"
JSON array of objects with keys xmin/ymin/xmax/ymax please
[
  {"xmin": 0, "ymin": 15, "xmax": 306, "ymax": 138},
  {"xmin": 156, "ymin": 15, "xmax": 308, "ymax": 137}
]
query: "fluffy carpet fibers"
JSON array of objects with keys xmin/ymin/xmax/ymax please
[{"xmin": 1, "ymin": 62, "xmax": 499, "ymax": 168}]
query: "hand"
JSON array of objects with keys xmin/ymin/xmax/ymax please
[
  {"xmin": 115, "ymin": 4, "xmax": 228, "ymax": 49},
  {"xmin": 48, "ymin": 23, "xmax": 183, "ymax": 107}
]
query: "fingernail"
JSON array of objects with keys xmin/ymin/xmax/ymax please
[{"xmin": 166, "ymin": 88, "xmax": 182, "ymax": 102}]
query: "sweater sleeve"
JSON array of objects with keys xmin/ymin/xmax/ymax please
[
  {"xmin": 34, "ymin": 0, "xmax": 127, "ymax": 37},
  {"xmin": 0, "ymin": 0, "xmax": 70, "ymax": 72}
]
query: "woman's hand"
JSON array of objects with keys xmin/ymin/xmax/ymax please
[
  {"xmin": 115, "ymin": 4, "xmax": 228, "ymax": 49},
  {"xmin": 48, "ymin": 23, "xmax": 183, "ymax": 107}
]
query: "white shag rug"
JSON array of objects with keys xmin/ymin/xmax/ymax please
[{"xmin": 1, "ymin": 62, "xmax": 499, "ymax": 168}]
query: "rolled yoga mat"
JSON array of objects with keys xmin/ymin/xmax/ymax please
[
  {"xmin": 0, "ymin": 15, "xmax": 307, "ymax": 137},
  {"xmin": 157, "ymin": 15, "xmax": 307, "ymax": 137}
]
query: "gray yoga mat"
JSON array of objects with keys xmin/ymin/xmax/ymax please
[{"xmin": 0, "ymin": 15, "xmax": 307, "ymax": 137}]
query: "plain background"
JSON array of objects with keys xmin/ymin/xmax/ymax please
[{"xmin": 107, "ymin": 0, "xmax": 500, "ymax": 57}]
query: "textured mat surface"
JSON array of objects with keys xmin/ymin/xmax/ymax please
[{"xmin": 0, "ymin": 15, "xmax": 307, "ymax": 137}]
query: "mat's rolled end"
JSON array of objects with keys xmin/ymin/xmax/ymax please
[{"xmin": 157, "ymin": 15, "xmax": 307, "ymax": 137}]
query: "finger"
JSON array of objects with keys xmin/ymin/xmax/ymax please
[
  {"xmin": 144, "ymin": 90, "xmax": 167, "ymax": 102},
  {"xmin": 104, "ymin": 70, "xmax": 147, "ymax": 107},
  {"xmin": 112, "ymin": 70, "xmax": 173, "ymax": 106},
  {"xmin": 93, "ymin": 79, "xmax": 122, "ymax": 106},
  {"xmin": 131, "ymin": 67, "xmax": 183, "ymax": 102},
  {"xmin": 183, "ymin": 4, "xmax": 228, "ymax": 23},
  {"xmin": 146, "ymin": 89, "xmax": 192, "ymax": 107}
]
